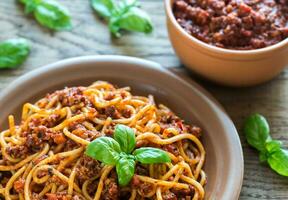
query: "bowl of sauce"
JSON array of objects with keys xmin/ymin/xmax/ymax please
[{"xmin": 165, "ymin": 0, "xmax": 288, "ymax": 86}]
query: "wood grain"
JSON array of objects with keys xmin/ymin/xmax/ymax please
[{"xmin": 0, "ymin": 0, "xmax": 288, "ymax": 199}]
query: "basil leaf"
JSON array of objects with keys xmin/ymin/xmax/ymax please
[
  {"xmin": 108, "ymin": 16, "xmax": 121, "ymax": 37},
  {"xmin": 116, "ymin": 155, "xmax": 135, "ymax": 186},
  {"xmin": 85, "ymin": 137, "xmax": 121, "ymax": 165},
  {"xmin": 0, "ymin": 38, "xmax": 30, "ymax": 69},
  {"xmin": 134, "ymin": 147, "xmax": 171, "ymax": 164},
  {"xmin": 91, "ymin": 0, "xmax": 115, "ymax": 19},
  {"xmin": 243, "ymin": 114, "xmax": 271, "ymax": 152},
  {"xmin": 20, "ymin": 0, "xmax": 40, "ymax": 14},
  {"xmin": 267, "ymin": 149, "xmax": 288, "ymax": 176},
  {"xmin": 117, "ymin": 7, "xmax": 153, "ymax": 34},
  {"xmin": 114, "ymin": 124, "xmax": 136, "ymax": 154},
  {"xmin": 259, "ymin": 150, "xmax": 268, "ymax": 163},
  {"xmin": 115, "ymin": 0, "xmax": 137, "ymax": 15},
  {"xmin": 265, "ymin": 140, "xmax": 282, "ymax": 154},
  {"xmin": 34, "ymin": 0, "xmax": 72, "ymax": 31}
]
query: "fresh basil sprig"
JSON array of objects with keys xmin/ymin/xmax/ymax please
[
  {"xmin": 20, "ymin": 0, "xmax": 72, "ymax": 31},
  {"xmin": 0, "ymin": 38, "xmax": 30, "ymax": 69},
  {"xmin": 91, "ymin": 0, "xmax": 153, "ymax": 37},
  {"xmin": 244, "ymin": 114, "xmax": 288, "ymax": 176},
  {"xmin": 85, "ymin": 124, "xmax": 170, "ymax": 186}
]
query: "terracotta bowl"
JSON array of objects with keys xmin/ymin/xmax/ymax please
[
  {"xmin": 0, "ymin": 56, "xmax": 243, "ymax": 199},
  {"xmin": 165, "ymin": 0, "xmax": 288, "ymax": 87}
]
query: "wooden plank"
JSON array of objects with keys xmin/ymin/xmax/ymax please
[{"xmin": 0, "ymin": 0, "xmax": 288, "ymax": 199}]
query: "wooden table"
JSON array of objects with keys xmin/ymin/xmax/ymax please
[{"xmin": 0, "ymin": 0, "xmax": 287, "ymax": 199}]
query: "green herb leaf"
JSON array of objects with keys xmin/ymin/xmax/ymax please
[
  {"xmin": 34, "ymin": 0, "xmax": 72, "ymax": 31},
  {"xmin": 117, "ymin": 7, "xmax": 153, "ymax": 33},
  {"xmin": 85, "ymin": 137, "xmax": 121, "ymax": 165},
  {"xmin": 134, "ymin": 147, "xmax": 171, "ymax": 164},
  {"xmin": 115, "ymin": 0, "xmax": 137, "ymax": 15},
  {"xmin": 114, "ymin": 124, "xmax": 136, "ymax": 154},
  {"xmin": 265, "ymin": 140, "xmax": 282, "ymax": 154},
  {"xmin": 20, "ymin": 0, "xmax": 41, "ymax": 14},
  {"xmin": 91, "ymin": 0, "xmax": 153, "ymax": 37},
  {"xmin": 91, "ymin": 0, "xmax": 115, "ymax": 19},
  {"xmin": 0, "ymin": 38, "xmax": 30, "ymax": 69},
  {"xmin": 243, "ymin": 114, "xmax": 271, "ymax": 152},
  {"xmin": 267, "ymin": 149, "xmax": 288, "ymax": 176},
  {"xmin": 259, "ymin": 151, "xmax": 268, "ymax": 163},
  {"xmin": 116, "ymin": 154, "xmax": 135, "ymax": 186}
]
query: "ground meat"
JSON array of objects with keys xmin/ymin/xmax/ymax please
[
  {"xmin": 72, "ymin": 195, "xmax": 85, "ymax": 200},
  {"xmin": 13, "ymin": 178, "xmax": 25, "ymax": 193},
  {"xmin": 121, "ymin": 109, "xmax": 132, "ymax": 118},
  {"xmin": 130, "ymin": 175, "xmax": 141, "ymax": 188},
  {"xmin": 171, "ymin": 185, "xmax": 195, "ymax": 198},
  {"xmin": 57, "ymin": 87, "xmax": 89, "ymax": 107},
  {"xmin": 76, "ymin": 155, "xmax": 102, "ymax": 184},
  {"xmin": 163, "ymin": 144, "xmax": 180, "ymax": 156},
  {"xmin": 33, "ymin": 155, "xmax": 48, "ymax": 165},
  {"xmin": 86, "ymin": 180, "xmax": 99, "ymax": 196},
  {"xmin": 69, "ymin": 123, "xmax": 100, "ymax": 141},
  {"xmin": 101, "ymin": 177, "xmax": 119, "ymax": 200},
  {"xmin": 46, "ymin": 193, "xmax": 69, "ymax": 200},
  {"xmin": 63, "ymin": 139, "xmax": 79, "ymax": 151},
  {"xmin": 25, "ymin": 125, "xmax": 65, "ymax": 150},
  {"xmin": 162, "ymin": 190, "xmax": 177, "ymax": 200},
  {"xmin": 173, "ymin": 0, "xmax": 288, "ymax": 49},
  {"xmin": 138, "ymin": 182, "xmax": 154, "ymax": 196},
  {"xmin": 6, "ymin": 145, "xmax": 28, "ymax": 159},
  {"xmin": 135, "ymin": 165, "xmax": 149, "ymax": 176},
  {"xmin": 104, "ymin": 106, "xmax": 121, "ymax": 119}
]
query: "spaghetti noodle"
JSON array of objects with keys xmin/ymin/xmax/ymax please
[{"xmin": 0, "ymin": 81, "xmax": 206, "ymax": 200}]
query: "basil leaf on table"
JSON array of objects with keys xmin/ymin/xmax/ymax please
[
  {"xmin": 244, "ymin": 113, "xmax": 288, "ymax": 177},
  {"xmin": 85, "ymin": 137, "xmax": 121, "ymax": 165},
  {"xmin": 91, "ymin": 0, "xmax": 153, "ymax": 37},
  {"xmin": 134, "ymin": 147, "xmax": 171, "ymax": 164},
  {"xmin": 0, "ymin": 38, "xmax": 30, "ymax": 69},
  {"xmin": 267, "ymin": 149, "xmax": 288, "ymax": 176},
  {"xmin": 265, "ymin": 140, "xmax": 282, "ymax": 154},
  {"xmin": 20, "ymin": 0, "xmax": 40, "ymax": 14},
  {"xmin": 243, "ymin": 114, "xmax": 271, "ymax": 151},
  {"xmin": 259, "ymin": 140, "xmax": 282, "ymax": 163},
  {"xmin": 91, "ymin": 0, "xmax": 115, "ymax": 19},
  {"xmin": 114, "ymin": 124, "xmax": 136, "ymax": 154},
  {"xmin": 116, "ymin": 155, "xmax": 135, "ymax": 186},
  {"xmin": 34, "ymin": 0, "xmax": 72, "ymax": 31}
]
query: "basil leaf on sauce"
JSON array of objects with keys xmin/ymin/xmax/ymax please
[
  {"xmin": 86, "ymin": 124, "xmax": 171, "ymax": 186},
  {"xmin": 114, "ymin": 124, "xmax": 136, "ymax": 154},
  {"xmin": 116, "ymin": 155, "xmax": 135, "ymax": 186},
  {"xmin": 85, "ymin": 137, "xmax": 121, "ymax": 165},
  {"xmin": 134, "ymin": 147, "xmax": 171, "ymax": 164}
]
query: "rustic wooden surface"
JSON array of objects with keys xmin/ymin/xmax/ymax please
[{"xmin": 0, "ymin": 0, "xmax": 287, "ymax": 199}]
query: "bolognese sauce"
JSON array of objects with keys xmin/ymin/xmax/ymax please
[{"xmin": 173, "ymin": 0, "xmax": 288, "ymax": 50}]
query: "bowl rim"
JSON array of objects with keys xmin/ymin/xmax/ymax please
[
  {"xmin": 164, "ymin": 0, "xmax": 288, "ymax": 55},
  {"xmin": 0, "ymin": 55, "xmax": 244, "ymax": 199}
]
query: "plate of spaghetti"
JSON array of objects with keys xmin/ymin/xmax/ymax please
[{"xmin": 0, "ymin": 56, "xmax": 243, "ymax": 200}]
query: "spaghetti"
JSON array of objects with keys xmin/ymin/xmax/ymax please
[{"xmin": 0, "ymin": 81, "xmax": 206, "ymax": 200}]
